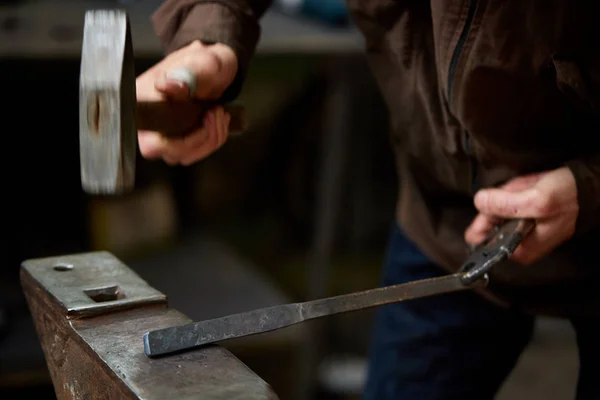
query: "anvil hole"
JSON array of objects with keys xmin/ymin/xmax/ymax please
[
  {"xmin": 53, "ymin": 263, "xmax": 73, "ymax": 271},
  {"xmin": 84, "ymin": 285, "xmax": 125, "ymax": 302}
]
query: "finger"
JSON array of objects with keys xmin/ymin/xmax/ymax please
[
  {"xmin": 222, "ymin": 111, "xmax": 231, "ymax": 145},
  {"xmin": 162, "ymin": 127, "xmax": 211, "ymax": 163},
  {"xmin": 511, "ymin": 215, "xmax": 576, "ymax": 265},
  {"xmin": 179, "ymin": 111, "xmax": 220, "ymax": 166},
  {"xmin": 511, "ymin": 239, "xmax": 535, "ymax": 266},
  {"xmin": 139, "ymin": 124, "xmax": 210, "ymax": 163},
  {"xmin": 509, "ymin": 222, "xmax": 554, "ymax": 265},
  {"xmin": 473, "ymin": 187, "xmax": 552, "ymax": 219},
  {"xmin": 215, "ymin": 106, "xmax": 229, "ymax": 147},
  {"xmin": 139, "ymin": 40, "xmax": 237, "ymax": 103},
  {"xmin": 464, "ymin": 213, "xmax": 502, "ymax": 245},
  {"xmin": 501, "ymin": 173, "xmax": 544, "ymax": 192},
  {"xmin": 185, "ymin": 42, "xmax": 238, "ymax": 98},
  {"xmin": 136, "ymin": 69, "xmax": 164, "ymax": 102},
  {"xmin": 172, "ymin": 47, "xmax": 230, "ymax": 99},
  {"xmin": 206, "ymin": 109, "xmax": 220, "ymax": 150},
  {"xmin": 138, "ymin": 130, "xmax": 167, "ymax": 160},
  {"xmin": 154, "ymin": 74, "xmax": 192, "ymax": 101},
  {"xmin": 163, "ymin": 155, "xmax": 180, "ymax": 166},
  {"xmin": 138, "ymin": 109, "xmax": 224, "ymax": 165}
]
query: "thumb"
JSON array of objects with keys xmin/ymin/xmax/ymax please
[
  {"xmin": 155, "ymin": 42, "xmax": 237, "ymax": 101},
  {"xmin": 154, "ymin": 69, "xmax": 194, "ymax": 101},
  {"xmin": 474, "ymin": 186, "xmax": 544, "ymax": 219},
  {"xmin": 499, "ymin": 172, "xmax": 544, "ymax": 192}
]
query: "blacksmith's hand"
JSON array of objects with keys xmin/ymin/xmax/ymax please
[
  {"xmin": 464, "ymin": 167, "xmax": 579, "ymax": 265},
  {"xmin": 135, "ymin": 40, "xmax": 237, "ymax": 165}
]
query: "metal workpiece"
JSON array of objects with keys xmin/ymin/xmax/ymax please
[
  {"xmin": 143, "ymin": 218, "xmax": 534, "ymax": 358},
  {"xmin": 144, "ymin": 273, "xmax": 487, "ymax": 357},
  {"xmin": 20, "ymin": 251, "xmax": 278, "ymax": 400}
]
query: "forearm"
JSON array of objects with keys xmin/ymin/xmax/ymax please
[
  {"xmin": 566, "ymin": 155, "xmax": 600, "ymax": 234},
  {"xmin": 152, "ymin": 0, "xmax": 274, "ymax": 100}
]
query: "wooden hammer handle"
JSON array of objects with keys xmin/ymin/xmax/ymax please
[{"xmin": 135, "ymin": 101, "xmax": 247, "ymax": 137}]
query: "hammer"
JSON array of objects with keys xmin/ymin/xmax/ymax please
[{"xmin": 79, "ymin": 9, "xmax": 247, "ymax": 195}]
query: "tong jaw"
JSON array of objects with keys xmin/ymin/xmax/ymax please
[{"xmin": 459, "ymin": 219, "xmax": 535, "ymax": 285}]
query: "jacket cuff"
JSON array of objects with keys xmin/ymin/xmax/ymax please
[
  {"xmin": 566, "ymin": 156, "xmax": 600, "ymax": 235},
  {"xmin": 151, "ymin": 1, "xmax": 262, "ymax": 101}
]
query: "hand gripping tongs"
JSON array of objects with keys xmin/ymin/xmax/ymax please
[{"xmin": 143, "ymin": 218, "xmax": 536, "ymax": 358}]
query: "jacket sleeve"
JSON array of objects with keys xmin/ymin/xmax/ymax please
[
  {"xmin": 151, "ymin": 0, "xmax": 274, "ymax": 100},
  {"xmin": 563, "ymin": 59, "xmax": 600, "ymax": 235},
  {"xmin": 566, "ymin": 156, "xmax": 600, "ymax": 235}
]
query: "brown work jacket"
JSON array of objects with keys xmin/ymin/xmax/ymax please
[{"xmin": 152, "ymin": 0, "xmax": 600, "ymax": 317}]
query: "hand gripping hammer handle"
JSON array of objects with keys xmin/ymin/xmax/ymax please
[{"xmin": 136, "ymin": 67, "xmax": 247, "ymax": 136}]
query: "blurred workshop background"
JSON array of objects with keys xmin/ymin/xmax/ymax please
[{"xmin": 0, "ymin": 0, "xmax": 581, "ymax": 399}]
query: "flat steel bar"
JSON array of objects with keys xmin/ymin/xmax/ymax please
[{"xmin": 144, "ymin": 273, "xmax": 486, "ymax": 357}]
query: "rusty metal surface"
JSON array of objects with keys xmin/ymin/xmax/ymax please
[
  {"xmin": 24, "ymin": 252, "xmax": 165, "ymax": 318},
  {"xmin": 144, "ymin": 273, "xmax": 487, "ymax": 357},
  {"xmin": 21, "ymin": 251, "xmax": 278, "ymax": 400}
]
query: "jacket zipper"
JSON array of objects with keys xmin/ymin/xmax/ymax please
[{"xmin": 447, "ymin": 0, "xmax": 479, "ymax": 193}]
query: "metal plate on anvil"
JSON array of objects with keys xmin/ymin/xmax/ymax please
[{"xmin": 21, "ymin": 251, "xmax": 166, "ymax": 318}]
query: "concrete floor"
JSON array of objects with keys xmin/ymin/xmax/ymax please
[
  {"xmin": 316, "ymin": 316, "xmax": 580, "ymax": 400},
  {"xmin": 497, "ymin": 317, "xmax": 579, "ymax": 400}
]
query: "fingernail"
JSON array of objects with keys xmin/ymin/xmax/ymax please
[
  {"xmin": 166, "ymin": 67, "xmax": 197, "ymax": 95},
  {"xmin": 156, "ymin": 74, "xmax": 188, "ymax": 94},
  {"xmin": 167, "ymin": 78, "xmax": 186, "ymax": 89}
]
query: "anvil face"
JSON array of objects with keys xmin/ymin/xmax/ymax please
[{"xmin": 21, "ymin": 251, "xmax": 279, "ymax": 399}]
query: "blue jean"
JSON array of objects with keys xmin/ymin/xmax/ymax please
[{"xmin": 363, "ymin": 224, "xmax": 600, "ymax": 400}]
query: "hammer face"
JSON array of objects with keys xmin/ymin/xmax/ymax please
[{"xmin": 79, "ymin": 9, "xmax": 136, "ymax": 194}]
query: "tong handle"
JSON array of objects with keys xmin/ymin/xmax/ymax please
[{"xmin": 460, "ymin": 218, "xmax": 535, "ymax": 285}]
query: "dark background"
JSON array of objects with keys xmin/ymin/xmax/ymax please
[{"xmin": 0, "ymin": 1, "xmax": 582, "ymax": 400}]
